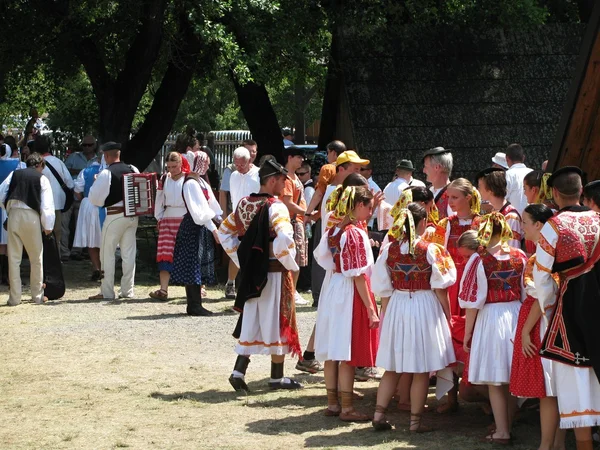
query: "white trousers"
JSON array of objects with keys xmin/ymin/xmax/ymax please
[
  {"xmin": 7, "ymin": 208, "xmax": 44, "ymax": 305},
  {"xmin": 100, "ymin": 213, "xmax": 138, "ymax": 299}
]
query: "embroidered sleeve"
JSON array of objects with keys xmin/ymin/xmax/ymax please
[
  {"xmin": 505, "ymin": 213, "xmax": 523, "ymax": 248},
  {"xmin": 217, "ymin": 212, "xmax": 240, "ymax": 267},
  {"xmin": 270, "ymin": 201, "xmax": 299, "ymax": 271},
  {"xmin": 458, "ymin": 253, "xmax": 487, "ymax": 310},
  {"xmin": 313, "ymin": 228, "xmax": 336, "ymax": 271},
  {"xmin": 340, "ymin": 227, "xmax": 374, "ymax": 277},
  {"xmin": 534, "ymin": 222, "xmax": 559, "ymax": 311},
  {"xmin": 427, "ymin": 243, "xmax": 457, "ymax": 289},
  {"xmin": 371, "ymin": 243, "xmax": 394, "ymax": 297},
  {"xmin": 377, "ymin": 200, "xmax": 394, "ymax": 231}
]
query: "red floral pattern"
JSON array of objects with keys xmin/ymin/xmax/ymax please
[
  {"xmin": 234, "ymin": 195, "xmax": 276, "ymax": 237},
  {"xmin": 480, "ymin": 248, "xmax": 524, "ymax": 304},
  {"xmin": 459, "ymin": 254, "xmax": 481, "ymax": 303},
  {"xmin": 387, "ymin": 240, "xmax": 433, "ymax": 290}
]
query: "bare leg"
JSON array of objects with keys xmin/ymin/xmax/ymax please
[
  {"xmin": 395, "ymin": 373, "xmax": 413, "ymax": 410},
  {"xmin": 553, "ymin": 428, "xmax": 567, "ymax": 450},
  {"xmin": 306, "ymin": 326, "xmax": 315, "ymax": 352},
  {"xmin": 539, "ymin": 396, "xmax": 559, "ymax": 450},
  {"xmin": 487, "ymin": 385, "xmax": 511, "ymax": 440},
  {"xmin": 228, "ymin": 259, "xmax": 238, "ymax": 281},
  {"xmin": 88, "ymin": 247, "xmax": 101, "ymax": 272},
  {"xmin": 292, "ymin": 270, "xmax": 300, "ymax": 287},
  {"xmin": 374, "ymin": 371, "xmax": 401, "ymax": 422},
  {"xmin": 573, "ymin": 427, "xmax": 593, "ymax": 450},
  {"xmin": 159, "ymin": 270, "xmax": 170, "ymax": 292}
]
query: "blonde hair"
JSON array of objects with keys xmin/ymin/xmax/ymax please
[
  {"xmin": 457, "ymin": 230, "xmax": 479, "ymax": 251},
  {"xmin": 448, "ymin": 177, "xmax": 480, "ymax": 214},
  {"xmin": 166, "ymin": 151, "xmax": 182, "ymax": 163}
]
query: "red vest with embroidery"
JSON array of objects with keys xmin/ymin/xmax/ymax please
[
  {"xmin": 435, "ymin": 186, "xmax": 450, "ymax": 220},
  {"xmin": 480, "ymin": 248, "xmax": 524, "ymax": 303},
  {"xmin": 447, "ymin": 215, "xmax": 482, "ymax": 265},
  {"xmin": 234, "ymin": 194, "xmax": 277, "ymax": 238},
  {"xmin": 386, "ymin": 239, "xmax": 432, "ymax": 290},
  {"xmin": 549, "ymin": 210, "xmax": 599, "ymax": 271}
]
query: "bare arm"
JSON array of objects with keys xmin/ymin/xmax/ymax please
[
  {"xmin": 305, "ymin": 189, "xmax": 324, "ymax": 215},
  {"xmin": 463, "ymin": 308, "xmax": 479, "ymax": 354},
  {"xmin": 521, "ymin": 300, "xmax": 543, "ymax": 358},
  {"xmin": 380, "ymin": 296, "xmax": 391, "ymax": 318},
  {"xmin": 219, "ymin": 191, "xmax": 229, "ymax": 217},
  {"xmin": 280, "ymin": 195, "xmax": 306, "ymax": 216},
  {"xmin": 354, "ymin": 275, "xmax": 379, "ymax": 329}
]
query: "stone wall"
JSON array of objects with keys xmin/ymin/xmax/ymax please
[{"xmin": 337, "ymin": 24, "xmax": 586, "ymax": 186}]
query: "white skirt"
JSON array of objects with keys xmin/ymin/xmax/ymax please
[
  {"xmin": 377, "ymin": 289, "xmax": 456, "ymax": 373},
  {"xmin": 73, "ymin": 198, "xmax": 101, "ymax": 248},
  {"xmin": 469, "ymin": 300, "xmax": 521, "ymax": 385},
  {"xmin": 554, "ymin": 363, "xmax": 600, "ymax": 429},
  {"xmin": 315, "ymin": 270, "xmax": 354, "ymax": 362},
  {"xmin": 235, "ymin": 272, "xmax": 289, "ymax": 356},
  {"xmin": 540, "ymin": 311, "xmax": 557, "ymax": 397}
]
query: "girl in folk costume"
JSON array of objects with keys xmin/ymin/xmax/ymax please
[
  {"xmin": 170, "ymin": 152, "xmax": 222, "ymax": 316},
  {"xmin": 523, "ymin": 171, "xmax": 556, "ymax": 255},
  {"xmin": 460, "ymin": 212, "xmax": 527, "ymax": 445},
  {"xmin": 381, "ymin": 186, "xmax": 435, "ymax": 247},
  {"xmin": 150, "ymin": 152, "xmax": 188, "ymax": 300},
  {"xmin": 314, "ymin": 185, "xmax": 380, "ymax": 421},
  {"xmin": 72, "ymin": 157, "xmax": 103, "ymax": 280},
  {"xmin": 428, "ymin": 177, "xmax": 482, "ymax": 413},
  {"xmin": 371, "ymin": 202, "xmax": 457, "ymax": 432},
  {"xmin": 510, "ymin": 204, "xmax": 566, "ymax": 450}
]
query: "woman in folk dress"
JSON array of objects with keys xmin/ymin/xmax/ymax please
[
  {"xmin": 460, "ymin": 212, "xmax": 527, "ymax": 445},
  {"xmin": 510, "ymin": 204, "xmax": 566, "ymax": 450},
  {"xmin": 371, "ymin": 202, "xmax": 456, "ymax": 432},
  {"xmin": 314, "ymin": 185, "xmax": 379, "ymax": 421}
]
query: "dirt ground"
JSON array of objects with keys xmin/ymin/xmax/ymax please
[{"xmin": 0, "ymin": 256, "xmax": 579, "ymax": 449}]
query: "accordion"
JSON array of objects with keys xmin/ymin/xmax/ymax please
[{"xmin": 122, "ymin": 173, "xmax": 157, "ymax": 217}]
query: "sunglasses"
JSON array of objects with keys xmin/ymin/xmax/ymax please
[
  {"xmin": 82, "ymin": 143, "xmax": 95, "ymax": 147},
  {"xmin": 296, "ymin": 171, "xmax": 309, "ymax": 176},
  {"xmin": 360, "ymin": 167, "xmax": 371, "ymax": 171}
]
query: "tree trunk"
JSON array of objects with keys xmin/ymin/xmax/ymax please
[
  {"xmin": 318, "ymin": 30, "xmax": 343, "ymax": 150},
  {"xmin": 232, "ymin": 77, "xmax": 284, "ymax": 164},
  {"xmin": 294, "ymin": 80, "xmax": 306, "ymax": 145}
]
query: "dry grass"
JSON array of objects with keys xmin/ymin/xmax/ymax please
[{"xmin": 0, "ymin": 257, "xmax": 577, "ymax": 449}]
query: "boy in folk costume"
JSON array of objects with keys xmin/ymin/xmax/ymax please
[
  {"xmin": 313, "ymin": 185, "xmax": 379, "ymax": 421},
  {"xmin": 371, "ymin": 202, "xmax": 456, "ymax": 432},
  {"xmin": 534, "ymin": 167, "xmax": 600, "ymax": 450},
  {"xmin": 218, "ymin": 160, "xmax": 303, "ymax": 391},
  {"xmin": 459, "ymin": 212, "xmax": 527, "ymax": 445}
]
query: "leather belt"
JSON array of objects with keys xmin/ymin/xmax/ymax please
[
  {"xmin": 268, "ymin": 260, "xmax": 286, "ymax": 272},
  {"xmin": 106, "ymin": 206, "xmax": 125, "ymax": 215}
]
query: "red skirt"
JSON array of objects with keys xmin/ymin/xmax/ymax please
[
  {"xmin": 157, "ymin": 216, "xmax": 184, "ymax": 264},
  {"xmin": 448, "ymin": 262, "xmax": 467, "ymax": 364},
  {"xmin": 348, "ymin": 276, "xmax": 379, "ymax": 367},
  {"xmin": 509, "ymin": 296, "xmax": 547, "ymax": 398}
]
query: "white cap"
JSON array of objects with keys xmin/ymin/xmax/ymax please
[{"xmin": 491, "ymin": 152, "xmax": 508, "ymax": 169}]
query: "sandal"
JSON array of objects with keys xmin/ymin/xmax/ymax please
[
  {"xmin": 436, "ymin": 401, "xmax": 458, "ymax": 414},
  {"xmin": 480, "ymin": 432, "xmax": 512, "ymax": 445},
  {"xmin": 88, "ymin": 293, "xmax": 106, "ymax": 300},
  {"xmin": 339, "ymin": 408, "xmax": 371, "ymax": 422},
  {"xmin": 372, "ymin": 405, "xmax": 392, "ymax": 431},
  {"xmin": 149, "ymin": 289, "xmax": 168, "ymax": 301},
  {"xmin": 410, "ymin": 413, "xmax": 434, "ymax": 433},
  {"xmin": 323, "ymin": 407, "xmax": 341, "ymax": 417}
]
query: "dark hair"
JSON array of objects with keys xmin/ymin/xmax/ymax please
[
  {"xmin": 479, "ymin": 171, "xmax": 507, "ymax": 198},
  {"xmin": 553, "ymin": 172, "xmax": 582, "ymax": 197},
  {"xmin": 336, "ymin": 161, "xmax": 351, "ymax": 173},
  {"xmin": 34, "ymin": 134, "xmax": 51, "ymax": 155},
  {"xmin": 506, "ymin": 143, "xmax": 525, "ymax": 163},
  {"xmin": 326, "ymin": 140, "xmax": 346, "ymax": 157},
  {"xmin": 196, "ymin": 133, "xmax": 205, "ymax": 142},
  {"xmin": 583, "ymin": 182, "xmax": 600, "ymax": 209},
  {"xmin": 523, "ymin": 204, "xmax": 554, "ymax": 224},
  {"xmin": 26, "ymin": 152, "xmax": 45, "ymax": 168},
  {"xmin": 407, "ymin": 202, "xmax": 427, "ymax": 227},
  {"xmin": 0, "ymin": 144, "xmax": 8, "ymax": 158},
  {"xmin": 174, "ymin": 133, "xmax": 196, "ymax": 153},
  {"xmin": 524, "ymin": 170, "xmax": 544, "ymax": 188},
  {"xmin": 342, "ymin": 173, "xmax": 368, "ymax": 189},
  {"xmin": 300, "ymin": 161, "xmax": 311, "ymax": 171},
  {"xmin": 4, "ymin": 136, "xmax": 17, "ymax": 152},
  {"xmin": 353, "ymin": 185, "xmax": 374, "ymax": 206},
  {"xmin": 243, "ymin": 139, "xmax": 257, "ymax": 146},
  {"xmin": 402, "ymin": 186, "xmax": 433, "ymax": 204},
  {"xmin": 258, "ymin": 154, "xmax": 275, "ymax": 166}
]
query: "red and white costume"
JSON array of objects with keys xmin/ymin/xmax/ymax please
[
  {"xmin": 459, "ymin": 247, "xmax": 527, "ymax": 385},
  {"xmin": 314, "ymin": 224, "xmax": 379, "ymax": 366},
  {"xmin": 499, "ymin": 202, "xmax": 523, "ymax": 249},
  {"xmin": 154, "ymin": 175, "xmax": 186, "ymax": 270}
]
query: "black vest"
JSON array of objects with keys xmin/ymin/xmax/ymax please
[
  {"xmin": 5, "ymin": 167, "xmax": 43, "ymax": 213},
  {"xmin": 104, "ymin": 162, "xmax": 134, "ymax": 207}
]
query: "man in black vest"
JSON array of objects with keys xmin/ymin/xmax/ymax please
[
  {"xmin": 88, "ymin": 142, "xmax": 138, "ymax": 300},
  {"xmin": 0, "ymin": 153, "xmax": 55, "ymax": 305}
]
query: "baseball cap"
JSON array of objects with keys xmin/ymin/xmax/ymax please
[{"xmin": 335, "ymin": 150, "xmax": 369, "ymax": 166}]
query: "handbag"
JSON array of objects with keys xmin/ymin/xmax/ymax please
[{"xmin": 45, "ymin": 160, "xmax": 74, "ymax": 212}]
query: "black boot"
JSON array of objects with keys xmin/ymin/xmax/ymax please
[
  {"xmin": 185, "ymin": 285, "xmax": 213, "ymax": 316},
  {"xmin": 229, "ymin": 355, "xmax": 251, "ymax": 392},
  {"xmin": 0, "ymin": 255, "xmax": 8, "ymax": 285},
  {"xmin": 268, "ymin": 361, "xmax": 303, "ymax": 390}
]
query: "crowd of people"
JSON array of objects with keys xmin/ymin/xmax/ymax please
[{"xmin": 1, "ymin": 128, "xmax": 599, "ymax": 449}]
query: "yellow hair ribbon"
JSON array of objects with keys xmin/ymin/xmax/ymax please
[
  {"xmin": 388, "ymin": 208, "xmax": 417, "ymax": 255},
  {"xmin": 477, "ymin": 211, "xmax": 513, "ymax": 248},
  {"xmin": 390, "ymin": 189, "xmax": 413, "ymax": 220},
  {"xmin": 335, "ymin": 186, "xmax": 356, "ymax": 219},
  {"xmin": 429, "ymin": 202, "xmax": 440, "ymax": 226},
  {"xmin": 470, "ymin": 188, "xmax": 481, "ymax": 215},
  {"xmin": 326, "ymin": 185, "xmax": 343, "ymax": 212},
  {"xmin": 536, "ymin": 173, "xmax": 553, "ymax": 204}
]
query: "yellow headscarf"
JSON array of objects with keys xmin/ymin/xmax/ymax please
[
  {"xmin": 388, "ymin": 208, "xmax": 417, "ymax": 255},
  {"xmin": 326, "ymin": 185, "xmax": 344, "ymax": 212},
  {"xmin": 470, "ymin": 188, "xmax": 481, "ymax": 215},
  {"xmin": 536, "ymin": 173, "xmax": 553, "ymax": 204},
  {"xmin": 477, "ymin": 212, "xmax": 513, "ymax": 248},
  {"xmin": 334, "ymin": 186, "xmax": 356, "ymax": 219},
  {"xmin": 390, "ymin": 189, "xmax": 413, "ymax": 220},
  {"xmin": 429, "ymin": 202, "xmax": 440, "ymax": 226}
]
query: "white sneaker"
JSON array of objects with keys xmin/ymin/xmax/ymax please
[{"xmin": 295, "ymin": 292, "xmax": 309, "ymax": 305}]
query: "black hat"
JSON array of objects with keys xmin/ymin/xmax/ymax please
[
  {"xmin": 475, "ymin": 167, "xmax": 506, "ymax": 183},
  {"xmin": 259, "ymin": 159, "xmax": 288, "ymax": 180},
  {"xmin": 585, "ymin": 180, "xmax": 600, "ymax": 190},
  {"xmin": 101, "ymin": 141, "xmax": 121, "ymax": 152},
  {"xmin": 547, "ymin": 166, "xmax": 582, "ymax": 187},
  {"xmin": 283, "ymin": 146, "xmax": 306, "ymax": 159},
  {"xmin": 422, "ymin": 146, "xmax": 451, "ymax": 161},
  {"xmin": 396, "ymin": 159, "xmax": 415, "ymax": 171}
]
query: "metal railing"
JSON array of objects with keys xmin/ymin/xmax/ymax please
[{"xmin": 208, "ymin": 130, "xmax": 252, "ymax": 176}]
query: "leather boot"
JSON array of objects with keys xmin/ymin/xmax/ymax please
[
  {"xmin": 185, "ymin": 285, "xmax": 213, "ymax": 316},
  {"xmin": 229, "ymin": 356, "xmax": 251, "ymax": 392}
]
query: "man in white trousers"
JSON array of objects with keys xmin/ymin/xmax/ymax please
[{"xmin": 88, "ymin": 142, "xmax": 139, "ymax": 300}]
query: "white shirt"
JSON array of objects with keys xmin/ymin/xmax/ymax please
[
  {"xmin": 367, "ymin": 177, "xmax": 381, "ymax": 228},
  {"xmin": 182, "ymin": 179, "xmax": 217, "ymax": 232},
  {"xmin": 42, "ymin": 155, "xmax": 75, "ymax": 210},
  {"xmin": 383, "ymin": 177, "xmax": 409, "ymax": 208},
  {"xmin": 88, "ymin": 163, "xmax": 140, "ymax": 208},
  {"xmin": 505, "ymin": 163, "xmax": 533, "ymax": 215},
  {"xmin": 0, "ymin": 171, "xmax": 55, "ymax": 231},
  {"xmin": 230, "ymin": 165, "xmax": 260, "ymax": 210},
  {"xmin": 408, "ymin": 177, "xmax": 426, "ymax": 188}
]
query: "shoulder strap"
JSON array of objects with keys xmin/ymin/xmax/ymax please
[
  {"xmin": 434, "ymin": 184, "xmax": 448, "ymax": 203},
  {"xmin": 45, "ymin": 161, "xmax": 67, "ymax": 189}
]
